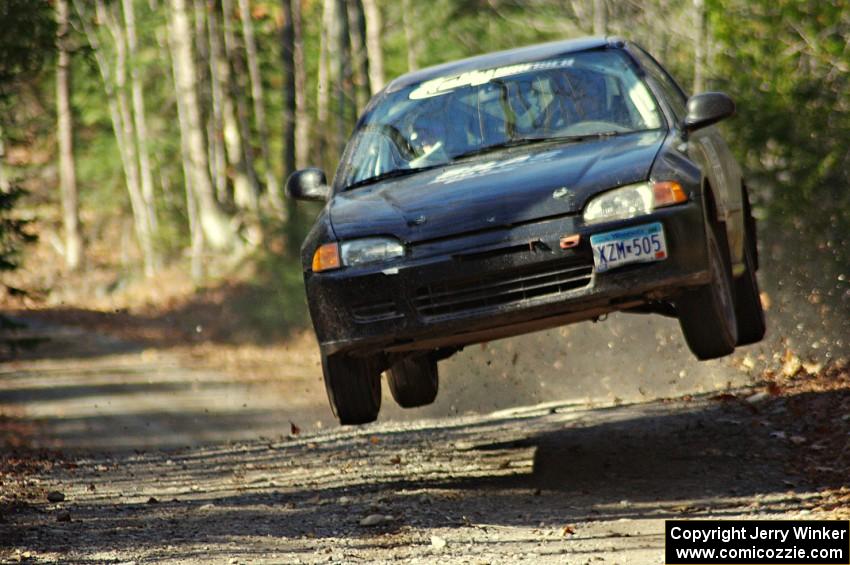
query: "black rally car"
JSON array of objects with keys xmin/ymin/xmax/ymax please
[{"xmin": 287, "ymin": 37, "xmax": 765, "ymax": 425}]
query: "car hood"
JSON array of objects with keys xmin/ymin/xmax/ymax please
[{"xmin": 329, "ymin": 129, "xmax": 666, "ymax": 244}]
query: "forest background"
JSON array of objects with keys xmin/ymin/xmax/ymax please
[{"xmin": 0, "ymin": 0, "xmax": 848, "ymax": 341}]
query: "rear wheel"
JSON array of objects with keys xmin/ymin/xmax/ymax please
[
  {"xmin": 322, "ymin": 353, "xmax": 381, "ymax": 425},
  {"xmin": 678, "ymin": 224, "xmax": 738, "ymax": 360},
  {"xmin": 387, "ymin": 355, "xmax": 439, "ymax": 408}
]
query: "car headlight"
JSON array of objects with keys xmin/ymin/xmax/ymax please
[
  {"xmin": 340, "ymin": 237, "xmax": 405, "ymax": 267},
  {"xmin": 311, "ymin": 238, "xmax": 406, "ymax": 272},
  {"xmin": 583, "ymin": 181, "xmax": 687, "ymax": 225}
]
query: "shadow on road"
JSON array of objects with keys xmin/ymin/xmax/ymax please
[{"xmin": 5, "ymin": 392, "xmax": 831, "ymax": 561}]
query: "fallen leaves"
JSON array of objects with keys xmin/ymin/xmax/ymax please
[{"xmin": 781, "ymin": 349, "xmax": 802, "ymax": 378}]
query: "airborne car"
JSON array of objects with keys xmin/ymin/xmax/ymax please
[{"xmin": 287, "ymin": 37, "xmax": 766, "ymax": 425}]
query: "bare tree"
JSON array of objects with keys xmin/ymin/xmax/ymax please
[
  {"xmin": 205, "ymin": 0, "xmax": 229, "ymax": 203},
  {"xmin": 281, "ymin": 0, "xmax": 295, "ymax": 179},
  {"xmin": 192, "ymin": 0, "xmax": 217, "ymax": 202},
  {"xmin": 401, "ymin": 0, "xmax": 419, "ymax": 71},
  {"xmin": 693, "ymin": 0, "xmax": 706, "ymax": 93},
  {"xmin": 238, "ymin": 0, "xmax": 283, "ymax": 212},
  {"xmin": 316, "ymin": 0, "xmax": 333, "ymax": 167},
  {"xmin": 168, "ymin": 0, "xmax": 237, "ymax": 251},
  {"xmin": 122, "ymin": 0, "xmax": 158, "ymax": 240},
  {"xmin": 347, "ymin": 0, "xmax": 371, "ymax": 112},
  {"xmin": 74, "ymin": 0, "xmax": 157, "ymax": 276},
  {"xmin": 99, "ymin": 0, "xmax": 157, "ymax": 276},
  {"xmin": 362, "ymin": 0, "xmax": 384, "ymax": 94},
  {"xmin": 171, "ymin": 60, "xmax": 205, "ymax": 281},
  {"xmin": 293, "ymin": 0, "xmax": 310, "ymax": 168},
  {"xmin": 333, "ymin": 0, "xmax": 352, "ymax": 153},
  {"xmin": 209, "ymin": 0, "xmax": 254, "ymax": 208},
  {"xmin": 56, "ymin": 0, "xmax": 83, "ymax": 271},
  {"xmin": 593, "ymin": 0, "xmax": 607, "ymax": 35},
  {"xmin": 570, "ymin": 0, "xmax": 590, "ymax": 31},
  {"xmin": 221, "ymin": 0, "xmax": 260, "ymax": 213},
  {"xmin": 281, "ymin": 0, "xmax": 298, "ymax": 252}
]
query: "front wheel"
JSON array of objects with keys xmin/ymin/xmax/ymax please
[
  {"xmin": 387, "ymin": 355, "xmax": 439, "ymax": 408},
  {"xmin": 322, "ymin": 353, "xmax": 382, "ymax": 425},
  {"xmin": 678, "ymin": 224, "xmax": 738, "ymax": 360},
  {"xmin": 734, "ymin": 200, "xmax": 766, "ymax": 345}
]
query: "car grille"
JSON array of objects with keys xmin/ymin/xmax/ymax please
[
  {"xmin": 351, "ymin": 300, "xmax": 402, "ymax": 324},
  {"xmin": 414, "ymin": 259, "xmax": 593, "ymax": 319}
]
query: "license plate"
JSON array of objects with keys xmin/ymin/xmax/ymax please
[{"xmin": 590, "ymin": 222, "xmax": 668, "ymax": 273}]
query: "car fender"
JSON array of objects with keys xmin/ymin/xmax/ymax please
[
  {"xmin": 301, "ymin": 205, "xmax": 337, "ymax": 272},
  {"xmin": 686, "ymin": 131, "xmax": 746, "ymax": 273}
]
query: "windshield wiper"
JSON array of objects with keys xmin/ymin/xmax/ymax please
[
  {"xmin": 343, "ymin": 164, "xmax": 442, "ymax": 191},
  {"xmin": 449, "ymin": 131, "xmax": 627, "ymax": 162}
]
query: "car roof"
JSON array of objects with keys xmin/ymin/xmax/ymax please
[{"xmin": 385, "ymin": 36, "xmax": 624, "ymax": 93}]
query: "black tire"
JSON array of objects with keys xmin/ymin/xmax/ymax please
[
  {"xmin": 677, "ymin": 224, "xmax": 738, "ymax": 360},
  {"xmin": 322, "ymin": 353, "xmax": 381, "ymax": 425},
  {"xmin": 734, "ymin": 229, "xmax": 766, "ymax": 346},
  {"xmin": 387, "ymin": 355, "xmax": 439, "ymax": 408}
]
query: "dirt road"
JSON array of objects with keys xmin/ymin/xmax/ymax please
[{"xmin": 4, "ymin": 312, "xmax": 840, "ymax": 564}]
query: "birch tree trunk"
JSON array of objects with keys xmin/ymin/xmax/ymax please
[
  {"xmin": 362, "ymin": 0, "xmax": 384, "ymax": 95},
  {"xmin": 316, "ymin": 0, "xmax": 333, "ymax": 167},
  {"xmin": 210, "ymin": 0, "xmax": 250, "ymax": 207},
  {"xmin": 168, "ymin": 0, "xmax": 237, "ymax": 251},
  {"xmin": 281, "ymin": 0, "xmax": 296, "ymax": 182},
  {"xmin": 333, "ymin": 0, "xmax": 352, "ymax": 154},
  {"xmin": 161, "ymin": 8, "xmax": 205, "ymax": 280},
  {"xmin": 238, "ymin": 0, "xmax": 283, "ymax": 212},
  {"xmin": 593, "ymin": 0, "xmax": 607, "ymax": 35},
  {"xmin": 281, "ymin": 0, "xmax": 299, "ymax": 253},
  {"xmin": 206, "ymin": 0, "xmax": 229, "ymax": 204},
  {"xmin": 56, "ymin": 0, "xmax": 83, "ymax": 271},
  {"xmin": 401, "ymin": 0, "xmax": 418, "ymax": 72},
  {"xmin": 75, "ymin": 0, "xmax": 158, "ymax": 276},
  {"xmin": 221, "ymin": 0, "xmax": 260, "ymax": 213},
  {"xmin": 172, "ymin": 63, "xmax": 205, "ymax": 280},
  {"xmin": 693, "ymin": 0, "xmax": 707, "ymax": 93},
  {"xmin": 347, "ymin": 0, "xmax": 371, "ymax": 112},
  {"xmin": 98, "ymin": 0, "xmax": 157, "ymax": 276},
  {"xmin": 293, "ymin": 0, "xmax": 310, "ymax": 169},
  {"xmin": 122, "ymin": 0, "xmax": 158, "ymax": 239}
]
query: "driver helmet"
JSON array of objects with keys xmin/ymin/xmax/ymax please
[{"xmin": 409, "ymin": 119, "xmax": 446, "ymax": 156}]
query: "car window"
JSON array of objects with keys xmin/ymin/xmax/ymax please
[
  {"xmin": 336, "ymin": 49, "xmax": 665, "ymax": 190},
  {"xmin": 628, "ymin": 45, "xmax": 688, "ymax": 122}
]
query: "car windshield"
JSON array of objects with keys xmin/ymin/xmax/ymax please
[{"xmin": 336, "ymin": 49, "xmax": 664, "ymax": 190}]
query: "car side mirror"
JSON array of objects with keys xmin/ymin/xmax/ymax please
[
  {"xmin": 286, "ymin": 168, "xmax": 330, "ymax": 201},
  {"xmin": 683, "ymin": 92, "xmax": 736, "ymax": 133}
]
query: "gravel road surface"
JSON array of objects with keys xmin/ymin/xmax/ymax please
[{"xmin": 0, "ymin": 314, "xmax": 833, "ymax": 564}]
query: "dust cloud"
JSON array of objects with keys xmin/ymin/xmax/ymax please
[{"xmin": 380, "ymin": 228, "xmax": 850, "ymax": 421}]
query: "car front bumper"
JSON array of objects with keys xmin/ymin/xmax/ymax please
[{"xmin": 305, "ymin": 202, "xmax": 710, "ymax": 358}]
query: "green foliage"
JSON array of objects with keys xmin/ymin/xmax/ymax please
[
  {"xmin": 708, "ymin": 0, "xmax": 850, "ymax": 265},
  {"xmin": 0, "ymin": 186, "xmax": 37, "ymax": 272},
  {"xmin": 0, "ymin": 0, "xmax": 56, "ymax": 97},
  {"xmin": 0, "ymin": 1, "xmax": 54, "ymax": 279}
]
